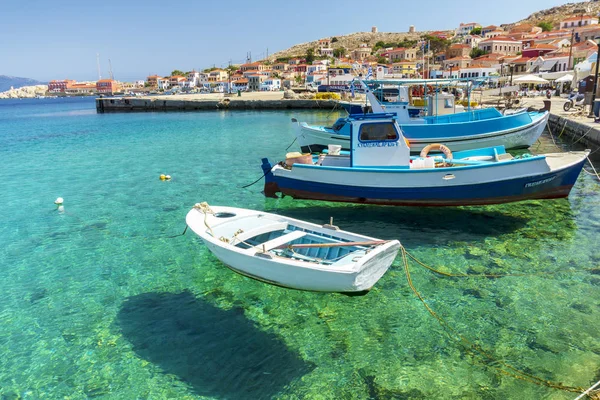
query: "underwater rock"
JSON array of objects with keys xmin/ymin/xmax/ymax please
[
  {"xmin": 29, "ymin": 288, "xmax": 48, "ymax": 303},
  {"xmin": 571, "ymin": 303, "xmax": 592, "ymax": 314}
]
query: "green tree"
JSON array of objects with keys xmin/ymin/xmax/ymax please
[
  {"xmin": 333, "ymin": 47, "xmax": 346, "ymax": 58},
  {"xmin": 377, "ymin": 56, "xmax": 389, "ymax": 64},
  {"xmin": 470, "ymin": 27, "xmax": 482, "ymax": 35},
  {"xmin": 537, "ymin": 21, "xmax": 553, "ymax": 32},
  {"xmin": 421, "ymin": 35, "xmax": 451, "ymax": 54},
  {"xmin": 306, "ymin": 48, "xmax": 315, "ymax": 64},
  {"xmin": 470, "ymin": 48, "xmax": 487, "ymax": 58},
  {"xmin": 170, "ymin": 69, "xmax": 185, "ymax": 76},
  {"xmin": 331, "ymin": 37, "xmax": 338, "ymax": 43}
]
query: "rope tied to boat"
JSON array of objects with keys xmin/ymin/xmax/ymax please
[
  {"xmin": 399, "ymin": 246, "xmax": 585, "ymax": 395},
  {"xmin": 193, "ymin": 202, "xmax": 217, "ymax": 239}
]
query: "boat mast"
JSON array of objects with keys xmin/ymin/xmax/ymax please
[{"xmin": 96, "ymin": 53, "xmax": 101, "ymax": 80}]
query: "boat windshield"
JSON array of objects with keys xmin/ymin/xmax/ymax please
[{"xmin": 331, "ymin": 118, "xmax": 347, "ymax": 132}]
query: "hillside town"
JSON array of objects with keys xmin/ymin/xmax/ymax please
[{"xmin": 6, "ymin": 8, "xmax": 600, "ymax": 98}]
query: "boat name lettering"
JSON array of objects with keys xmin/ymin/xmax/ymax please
[
  {"xmin": 524, "ymin": 176, "xmax": 556, "ymax": 188},
  {"xmin": 357, "ymin": 141, "xmax": 399, "ymax": 148}
]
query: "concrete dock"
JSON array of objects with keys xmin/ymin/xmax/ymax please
[{"xmin": 95, "ymin": 92, "xmax": 338, "ymax": 113}]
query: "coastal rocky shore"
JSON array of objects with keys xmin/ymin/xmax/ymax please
[{"xmin": 0, "ymin": 85, "xmax": 49, "ymax": 99}]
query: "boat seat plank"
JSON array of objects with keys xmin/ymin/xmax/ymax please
[
  {"xmin": 228, "ymin": 221, "xmax": 288, "ymax": 244},
  {"xmin": 255, "ymin": 231, "xmax": 307, "ymax": 252}
]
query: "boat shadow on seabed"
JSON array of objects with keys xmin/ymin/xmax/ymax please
[
  {"xmin": 117, "ymin": 291, "xmax": 313, "ymax": 398},
  {"xmin": 264, "ymin": 200, "xmax": 577, "ymax": 247}
]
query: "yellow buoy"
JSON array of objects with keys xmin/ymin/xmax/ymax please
[{"xmin": 160, "ymin": 174, "xmax": 166, "ymax": 181}]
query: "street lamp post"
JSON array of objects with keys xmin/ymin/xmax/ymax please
[
  {"xmin": 509, "ymin": 64, "xmax": 514, "ymax": 86},
  {"xmin": 448, "ymin": 63, "xmax": 454, "ymax": 79},
  {"xmin": 588, "ymin": 37, "xmax": 600, "ymax": 118}
]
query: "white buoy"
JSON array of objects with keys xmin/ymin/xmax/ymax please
[{"xmin": 54, "ymin": 197, "xmax": 64, "ymax": 205}]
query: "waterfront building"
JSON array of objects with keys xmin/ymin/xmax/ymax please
[
  {"xmin": 481, "ymin": 25, "xmax": 501, "ymax": 36},
  {"xmin": 561, "ymin": 15, "xmax": 598, "ymax": 30},
  {"xmin": 522, "ymin": 44, "xmax": 559, "ymax": 58},
  {"xmin": 247, "ymin": 74, "xmax": 266, "ymax": 91},
  {"xmin": 457, "ymin": 66, "xmax": 496, "ymax": 78},
  {"xmin": 464, "ymin": 34, "xmax": 483, "ymax": 49},
  {"xmin": 478, "ymin": 36, "xmax": 522, "ymax": 55},
  {"xmin": 531, "ymin": 52, "xmax": 570, "ymax": 73},
  {"xmin": 389, "ymin": 61, "xmax": 418, "ymax": 76},
  {"xmin": 240, "ymin": 62, "xmax": 266, "ymax": 72},
  {"xmin": 208, "ymin": 69, "xmax": 228, "ymax": 82},
  {"xmin": 260, "ymin": 78, "xmax": 281, "ymax": 91},
  {"xmin": 231, "ymin": 78, "xmax": 248, "ymax": 92},
  {"xmin": 96, "ymin": 79, "xmax": 121, "ymax": 95},
  {"xmin": 351, "ymin": 43, "xmax": 372, "ymax": 61},
  {"xmin": 48, "ymin": 79, "xmax": 76, "ymax": 93},
  {"xmin": 157, "ymin": 77, "xmax": 170, "ymax": 90},
  {"xmin": 273, "ymin": 63, "xmax": 289, "ymax": 72},
  {"xmin": 382, "ymin": 47, "xmax": 418, "ymax": 63},
  {"xmin": 456, "ymin": 22, "xmax": 481, "ymax": 36},
  {"xmin": 510, "ymin": 57, "xmax": 535, "ymax": 75},
  {"xmin": 576, "ymin": 25, "xmax": 600, "ymax": 42},
  {"xmin": 446, "ymin": 43, "xmax": 471, "ymax": 59},
  {"xmin": 146, "ymin": 75, "xmax": 163, "ymax": 88},
  {"xmin": 443, "ymin": 56, "xmax": 471, "ymax": 71},
  {"xmin": 484, "ymin": 30, "xmax": 507, "ymax": 39},
  {"xmin": 169, "ymin": 75, "xmax": 187, "ymax": 87},
  {"xmin": 65, "ymin": 82, "xmax": 96, "ymax": 95}
]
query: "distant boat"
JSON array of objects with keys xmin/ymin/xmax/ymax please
[
  {"xmin": 263, "ymin": 113, "xmax": 588, "ymax": 207},
  {"xmin": 186, "ymin": 203, "xmax": 401, "ymax": 293}
]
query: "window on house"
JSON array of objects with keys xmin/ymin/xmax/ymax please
[{"xmin": 359, "ymin": 123, "xmax": 399, "ymax": 142}]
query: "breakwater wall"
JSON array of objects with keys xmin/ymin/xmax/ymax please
[
  {"xmin": 95, "ymin": 97, "xmax": 338, "ymax": 113},
  {"xmin": 548, "ymin": 113, "xmax": 600, "ymax": 153}
]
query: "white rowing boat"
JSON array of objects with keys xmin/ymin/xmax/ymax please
[{"xmin": 186, "ymin": 203, "xmax": 401, "ymax": 293}]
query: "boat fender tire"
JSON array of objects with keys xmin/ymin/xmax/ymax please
[{"xmin": 420, "ymin": 143, "xmax": 452, "ymax": 160}]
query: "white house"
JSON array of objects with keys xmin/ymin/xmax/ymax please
[
  {"xmin": 307, "ymin": 64, "xmax": 327, "ymax": 74},
  {"xmin": 157, "ymin": 78, "xmax": 170, "ymax": 90},
  {"xmin": 457, "ymin": 67, "xmax": 497, "ymax": 79},
  {"xmin": 464, "ymin": 34, "xmax": 482, "ymax": 49},
  {"xmin": 186, "ymin": 71, "xmax": 200, "ymax": 87},
  {"xmin": 261, "ymin": 78, "xmax": 281, "ymax": 91},
  {"xmin": 561, "ymin": 15, "xmax": 598, "ymax": 30},
  {"xmin": 457, "ymin": 22, "xmax": 481, "ymax": 36}
]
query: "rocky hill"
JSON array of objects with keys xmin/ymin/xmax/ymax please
[
  {"xmin": 269, "ymin": 1, "xmax": 600, "ymax": 61},
  {"xmin": 518, "ymin": 1, "xmax": 600, "ymax": 28},
  {"xmin": 0, "ymin": 75, "xmax": 44, "ymax": 93},
  {"xmin": 269, "ymin": 31, "xmax": 435, "ymax": 61}
]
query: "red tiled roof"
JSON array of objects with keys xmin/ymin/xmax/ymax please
[{"xmin": 562, "ymin": 15, "xmax": 596, "ymax": 22}]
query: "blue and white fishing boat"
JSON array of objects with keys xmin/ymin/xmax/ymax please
[
  {"xmin": 262, "ymin": 113, "xmax": 588, "ymax": 207},
  {"xmin": 296, "ymin": 79, "xmax": 548, "ymax": 153}
]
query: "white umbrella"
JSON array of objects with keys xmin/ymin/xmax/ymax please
[
  {"xmin": 555, "ymin": 74, "xmax": 574, "ymax": 83},
  {"xmin": 513, "ymin": 74, "xmax": 549, "ymax": 84}
]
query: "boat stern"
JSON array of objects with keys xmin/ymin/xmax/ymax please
[{"xmin": 261, "ymin": 158, "xmax": 280, "ymax": 198}]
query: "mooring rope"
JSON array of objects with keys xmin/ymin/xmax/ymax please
[{"xmin": 399, "ymin": 246, "xmax": 585, "ymax": 395}]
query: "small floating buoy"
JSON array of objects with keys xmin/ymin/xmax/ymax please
[
  {"xmin": 54, "ymin": 197, "xmax": 64, "ymax": 205},
  {"xmin": 165, "ymin": 175, "xmax": 171, "ymax": 180},
  {"xmin": 160, "ymin": 174, "xmax": 171, "ymax": 181}
]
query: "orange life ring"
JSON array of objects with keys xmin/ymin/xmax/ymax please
[
  {"xmin": 404, "ymin": 138, "xmax": 410, "ymax": 148},
  {"xmin": 420, "ymin": 143, "xmax": 452, "ymax": 160}
]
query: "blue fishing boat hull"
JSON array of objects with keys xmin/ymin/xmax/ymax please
[{"xmin": 261, "ymin": 154, "xmax": 587, "ymax": 207}]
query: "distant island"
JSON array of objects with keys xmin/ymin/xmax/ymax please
[{"xmin": 0, "ymin": 75, "xmax": 45, "ymax": 93}]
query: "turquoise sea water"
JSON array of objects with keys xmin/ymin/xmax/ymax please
[{"xmin": 1, "ymin": 97, "xmax": 599, "ymax": 399}]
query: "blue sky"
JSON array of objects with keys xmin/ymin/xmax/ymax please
[{"xmin": 0, "ymin": 0, "xmax": 574, "ymax": 81}]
